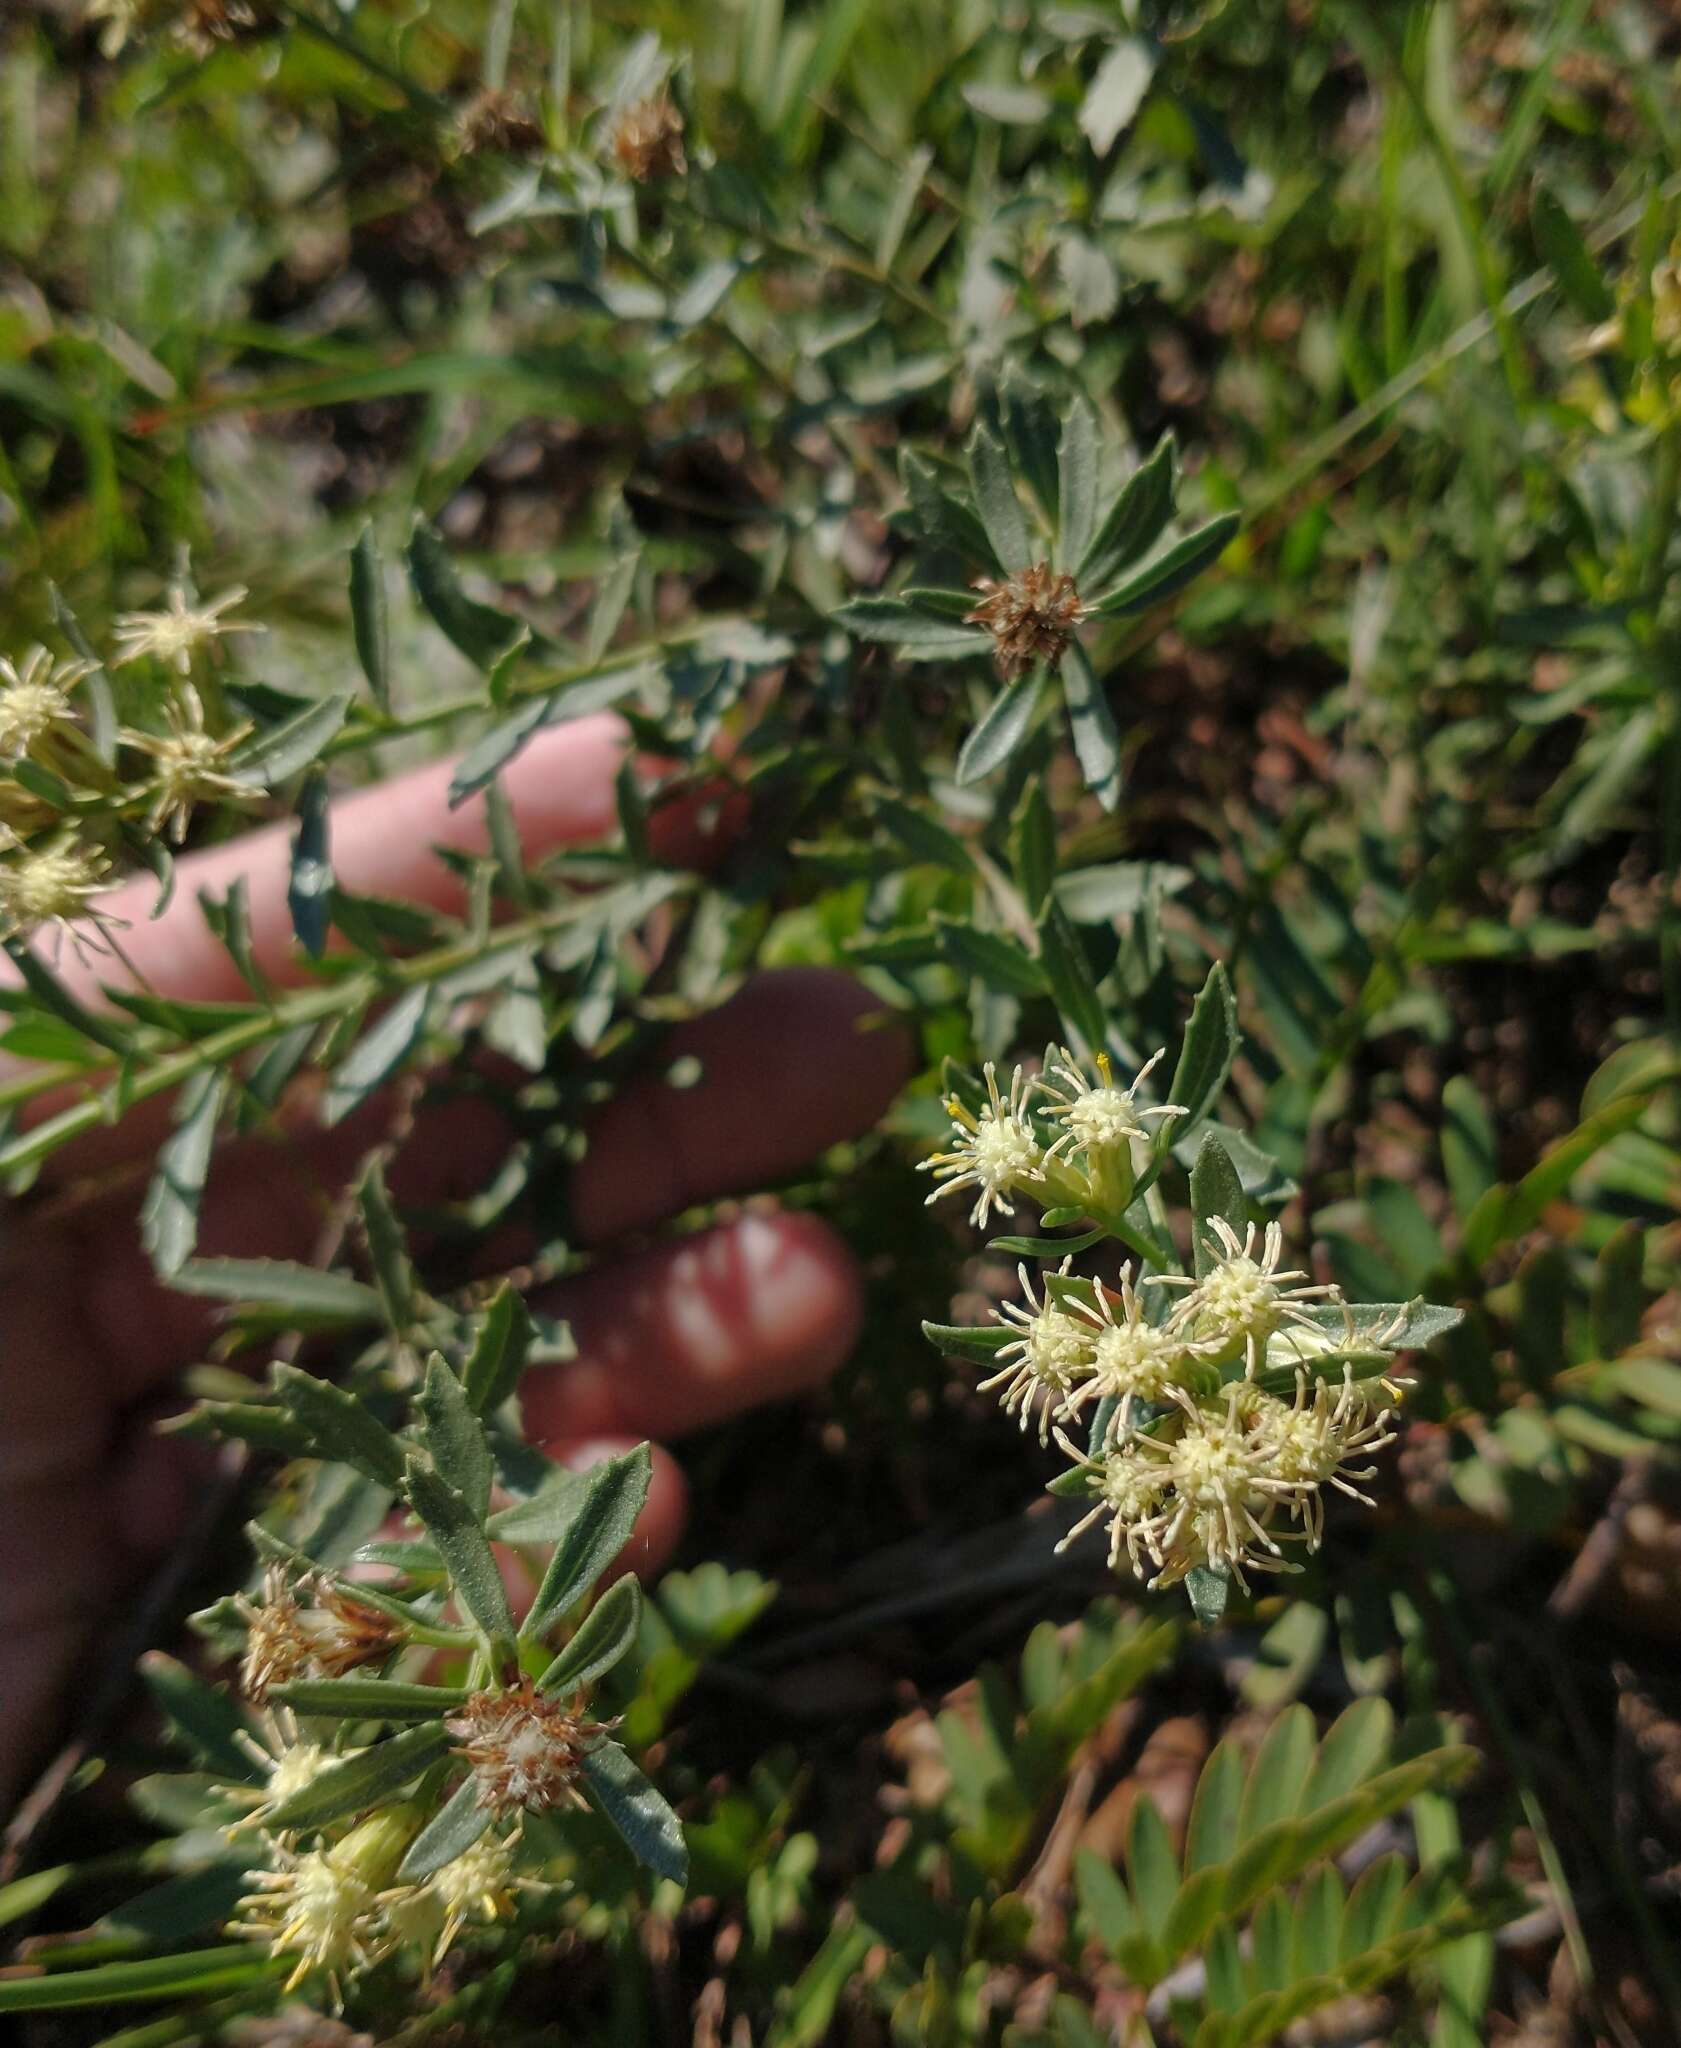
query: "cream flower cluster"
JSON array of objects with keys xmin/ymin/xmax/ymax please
[
  {"xmin": 0, "ymin": 578, "xmax": 259, "ymax": 946},
  {"xmin": 975, "ymin": 1218, "xmax": 1408, "ymax": 1590},
  {"xmin": 920, "ymin": 1047, "xmax": 1184, "ymax": 1227}
]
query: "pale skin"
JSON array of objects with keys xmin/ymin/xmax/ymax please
[{"xmin": 0, "ymin": 711, "xmax": 910, "ymax": 1810}]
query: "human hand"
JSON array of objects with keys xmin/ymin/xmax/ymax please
[{"xmin": 0, "ymin": 712, "xmax": 909, "ymax": 1810}]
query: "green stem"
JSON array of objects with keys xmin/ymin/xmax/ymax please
[{"xmin": 0, "ymin": 880, "xmax": 693, "ymax": 1173}]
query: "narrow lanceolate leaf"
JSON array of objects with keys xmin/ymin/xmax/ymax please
[
  {"xmin": 397, "ymin": 1778, "xmax": 491, "ymax": 1883},
  {"xmin": 448, "ymin": 692, "xmax": 556, "ymax": 808},
  {"xmin": 586, "ymin": 547, "xmax": 641, "ymax": 666},
  {"xmin": 140, "ymin": 1068, "xmax": 227, "ymax": 1279},
  {"xmin": 1061, "ymin": 640, "xmax": 1122, "ymax": 811},
  {"xmin": 920, "ymin": 1320, "xmax": 1014, "ymax": 1364},
  {"xmin": 418, "ymin": 1353, "xmax": 494, "ymax": 1519},
  {"xmin": 406, "ymin": 520, "xmax": 524, "ymax": 670},
  {"xmin": 173, "ymin": 1258, "xmax": 381, "ymax": 1325},
  {"xmin": 1169, "ymin": 964, "xmax": 1240, "ymax": 1134},
  {"xmin": 538, "ymin": 1576, "xmax": 642, "ymax": 1695},
  {"xmin": 0, "ymin": 1947, "xmax": 279, "ymax": 2013},
  {"xmin": 463, "ymin": 1281, "xmax": 536, "ymax": 1416},
  {"xmin": 1291, "ymin": 1301, "xmax": 1464, "ymax": 1348},
  {"xmin": 1087, "ymin": 513, "xmax": 1241, "ymax": 617},
  {"xmin": 404, "ymin": 1456, "xmax": 515, "ymax": 1643},
  {"xmin": 934, "ymin": 918, "xmax": 1048, "ymax": 999},
  {"xmin": 967, "ymin": 423, "xmax": 1032, "ymax": 573},
  {"xmin": 1190, "ymin": 1133, "xmax": 1248, "ymax": 1274},
  {"xmin": 1531, "ymin": 185, "xmax": 1614, "ymax": 324},
  {"xmin": 231, "ymin": 694, "xmax": 353, "ymax": 788},
  {"xmin": 955, "ymin": 664, "xmax": 1048, "ymax": 784},
  {"xmin": 323, "ymin": 985, "xmax": 431, "ymax": 1125},
  {"xmin": 271, "ymin": 1363, "xmax": 406, "ymax": 1488},
  {"xmin": 833, "ymin": 598, "xmax": 990, "ymax": 655},
  {"xmin": 357, "ymin": 1158, "xmax": 415, "ymax": 1336},
  {"xmin": 901, "ymin": 449, "xmax": 993, "ymax": 563},
  {"xmin": 348, "ymin": 524, "xmax": 391, "ymax": 709},
  {"xmin": 1012, "ymin": 780, "xmax": 1057, "ymax": 916},
  {"xmin": 1057, "ymin": 395, "xmax": 1101, "ymax": 571},
  {"xmin": 1038, "ymin": 902, "xmax": 1105, "ymax": 1052},
  {"xmin": 583, "ymin": 1738, "xmax": 688, "ymax": 1884},
  {"xmin": 269, "ymin": 1678, "xmax": 470, "ymax": 1720},
  {"xmin": 1079, "ymin": 434, "xmax": 1177, "ymax": 588},
  {"xmin": 528, "ymin": 1445, "xmax": 653, "ymax": 1637},
  {"xmin": 138, "ymin": 1651, "xmax": 252, "ymax": 1778},
  {"xmin": 288, "ymin": 770, "xmax": 333, "ymax": 959},
  {"xmin": 264, "ymin": 1720, "xmax": 453, "ymax": 1831}
]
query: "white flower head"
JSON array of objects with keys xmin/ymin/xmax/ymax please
[
  {"xmin": 1251, "ymin": 1369, "xmax": 1400, "ymax": 1548},
  {"xmin": 113, "ymin": 581, "xmax": 260, "ymax": 676},
  {"xmin": 920, "ymin": 1061, "xmax": 1045, "ymax": 1228},
  {"xmin": 0, "ymin": 833, "xmax": 117, "ymax": 952},
  {"xmin": 0, "ymin": 647, "xmax": 95, "ymax": 760},
  {"xmin": 426, "ymin": 1829, "xmax": 520, "ymax": 1960},
  {"xmin": 1132, "ymin": 1386, "xmax": 1297, "ymax": 1591},
  {"xmin": 84, "ymin": 0, "xmax": 146, "ymax": 57},
  {"xmin": 123, "ymin": 681, "xmax": 256, "ymax": 842},
  {"xmin": 236, "ymin": 1847, "xmax": 386, "ymax": 1998},
  {"xmin": 1053, "ymin": 1429, "xmax": 1171, "ymax": 1579},
  {"xmin": 1067, "ymin": 1264, "xmax": 1217, "ymax": 1438},
  {"xmin": 980, "ymin": 1259, "xmax": 1095, "ymax": 1442},
  {"xmin": 1038, "ymin": 1046, "xmax": 1185, "ymax": 1164},
  {"xmin": 1152, "ymin": 1218, "xmax": 1343, "ymax": 1373}
]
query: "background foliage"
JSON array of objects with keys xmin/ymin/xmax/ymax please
[{"xmin": 3, "ymin": 0, "xmax": 1681, "ymax": 2041}]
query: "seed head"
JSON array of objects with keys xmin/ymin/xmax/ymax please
[
  {"xmin": 611, "ymin": 96, "xmax": 687, "ymax": 182},
  {"xmin": 234, "ymin": 1567, "xmax": 405, "ymax": 1703},
  {"xmin": 447, "ymin": 1681, "xmax": 598, "ymax": 1816},
  {"xmin": 965, "ymin": 562, "xmax": 1084, "ymax": 679}
]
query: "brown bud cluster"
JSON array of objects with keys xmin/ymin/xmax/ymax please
[
  {"xmin": 965, "ymin": 562, "xmax": 1084, "ymax": 680},
  {"xmin": 236, "ymin": 1568, "xmax": 405, "ymax": 1702},
  {"xmin": 449, "ymin": 89, "xmax": 546, "ymax": 160},
  {"xmin": 612, "ymin": 97, "xmax": 688, "ymax": 183},
  {"xmin": 446, "ymin": 1682, "xmax": 599, "ymax": 1815}
]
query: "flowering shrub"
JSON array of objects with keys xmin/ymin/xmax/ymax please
[{"xmin": 1, "ymin": 2, "xmax": 1678, "ymax": 2043}]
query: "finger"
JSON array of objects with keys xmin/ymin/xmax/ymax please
[
  {"xmin": 571, "ymin": 968, "xmax": 913, "ymax": 1242},
  {"xmin": 520, "ymin": 1208, "xmax": 863, "ymax": 1443},
  {"xmin": 72, "ymin": 970, "xmax": 906, "ymax": 1390},
  {"xmin": 3, "ymin": 709, "xmax": 739, "ymax": 1021}
]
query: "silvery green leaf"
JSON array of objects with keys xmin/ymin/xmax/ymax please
[
  {"xmin": 1058, "ymin": 234, "xmax": 1120, "ymax": 329},
  {"xmin": 406, "ymin": 520, "xmax": 525, "ymax": 670},
  {"xmin": 955, "ymin": 665, "xmax": 1048, "ymax": 783},
  {"xmin": 1087, "ymin": 513, "xmax": 1240, "ymax": 616},
  {"xmin": 934, "ymin": 917, "xmax": 1048, "ymax": 998},
  {"xmin": 357, "ymin": 1157, "xmax": 415, "ymax": 1335},
  {"xmin": 1168, "ymin": 963, "xmax": 1239, "ymax": 1134},
  {"xmin": 264, "ymin": 1721, "xmax": 453, "ymax": 1832},
  {"xmin": 140, "ymin": 1068, "xmax": 227, "ymax": 1280},
  {"xmin": 287, "ymin": 770, "xmax": 333, "ymax": 960},
  {"xmin": 1079, "ymin": 434, "xmax": 1178, "ymax": 588},
  {"xmin": 967, "ymin": 423, "xmax": 1032, "ymax": 572},
  {"xmin": 404, "ymin": 1456, "xmax": 515, "ymax": 1644},
  {"xmin": 1057, "ymin": 395, "xmax": 1101, "ymax": 571},
  {"xmin": 271, "ymin": 1363, "xmax": 406, "ymax": 1488},
  {"xmin": 1185, "ymin": 1563, "xmax": 1230, "ymax": 1628},
  {"xmin": 528, "ymin": 1445, "xmax": 653, "ymax": 1637},
  {"xmin": 270, "ymin": 1679, "xmax": 469, "ymax": 1720},
  {"xmin": 962, "ymin": 82, "xmax": 1052, "ymax": 124},
  {"xmin": 1078, "ymin": 38, "xmax": 1154, "ymax": 153},
  {"xmin": 323, "ymin": 986, "xmax": 431, "ymax": 1125},
  {"xmin": 398, "ymin": 1779, "xmax": 492, "ymax": 1883},
  {"xmin": 173, "ymin": 1259, "xmax": 381, "ymax": 1326},
  {"xmin": 230, "ymin": 694, "xmax": 352, "ymax": 788},
  {"xmin": 1061, "ymin": 640, "xmax": 1122, "ymax": 811},
  {"xmin": 538, "ymin": 1576, "xmax": 642, "ymax": 1695},
  {"xmin": 1189, "ymin": 1134, "xmax": 1247, "ymax": 1276},
  {"xmin": 834, "ymin": 598, "xmax": 990, "ymax": 654},
  {"xmin": 582, "ymin": 1738, "xmax": 688, "ymax": 1884},
  {"xmin": 419, "ymin": 1353, "xmax": 493, "ymax": 1518},
  {"xmin": 348, "ymin": 524, "xmax": 390, "ymax": 710}
]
